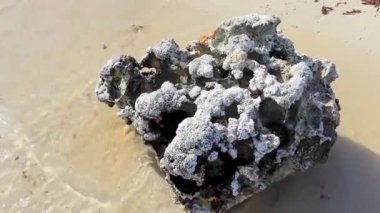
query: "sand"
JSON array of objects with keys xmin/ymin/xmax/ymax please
[{"xmin": 0, "ymin": 0, "xmax": 380, "ymax": 212}]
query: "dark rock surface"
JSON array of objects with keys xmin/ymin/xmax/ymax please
[{"xmin": 95, "ymin": 14, "xmax": 340, "ymax": 212}]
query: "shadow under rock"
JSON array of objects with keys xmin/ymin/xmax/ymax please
[{"xmin": 230, "ymin": 136, "xmax": 380, "ymax": 213}]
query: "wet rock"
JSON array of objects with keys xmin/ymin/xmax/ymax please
[{"xmin": 95, "ymin": 14, "xmax": 340, "ymax": 212}]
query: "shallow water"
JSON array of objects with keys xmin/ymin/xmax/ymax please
[{"xmin": 1, "ymin": 0, "xmax": 380, "ymax": 212}]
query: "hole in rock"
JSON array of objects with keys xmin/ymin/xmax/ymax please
[
  {"xmin": 160, "ymin": 111, "xmax": 192, "ymax": 139},
  {"xmin": 109, "ymin": 84, "xmax": 121, "ymax": 101},
  {"xmin": 259, "ymin": 98, "xmax": 285, "ymax": 126},
  {"xmin": 259, "ymin": 99, "xmax": 292, "ymax": 147},
  {"xmin": 238, "ymin": 69, "xmax": 254, "ymax": 88},
  {"xmin": 265, "ymin": 123, "xmax": 290, "ymax": 148},
  {"xmin": 140, "ymin": 52, "xmax": 162, "ymax": 70},
  {"xmin": 236, "ymin": 175, "xmax": 256, "ymax": 193},
  {"xmin": 286, "ymin": 100, "xmax": 301, "ymax": 125},
  {"xmin": 195, "ymin": 77, "xmax": 208, "ymax": 87},
  {"xmin": 144, "ymin": 140, "xmax": 167, "ymax": 159},
  {"xmin": 269, "ymin": 48, "xmax": 288, "ymax": 60},
  {"xmin": 108, "ymin": 68, "xmax": 122, "ymax": 100},
  {"xmin": 258, "ymin": 150, "xmax": 278, "ymax": 176},
  {"xmin": 204, "ymin": 159, "xmax": 227, "ymax": 185},
  {"xmin": 210, "ymin": 117, "xmax": 228, "ymax": 126},
  {"xmin": 140, "ymin": 52, "xmax": 185, "ymax": 85},
  {"xmin": 157, "ymin": 66, "xmax": 186, "ymax": 85},
  {"xmin": 267, "ymin": 66, "xmax": 285, "ymax": 83},
  {"xmin": 147, "ymin": 102, "xmax": 197, "ymax": 158},
  {"xmin": 210, "ymin": 101, "xmax": 239, "ymax": 125},
  {"xmin": 204, "ymin": 152, "xmax": 237, "ymax": 186},
  {"xmin": 217, "ymin": 66, "xmax": 230, "ymax": 79},
  {"xmin": 152, "ymin": 102, "xmax": 197, "ymax": 141},
  {"xmin": 178, "ymin": 101, "xmax": 198, "ymax": 116},
  {"xmin": 225, "ymin": 101, "xmax": 239, "ymax": 119},
  {"xmin": 234, "ymin": 139, "xmax": 255, "ymax": 165},
  {"xmin": 247, "ymin": 51, "xmax": 267, "ymax": 65},
  {"xmin": 126, "ymin": 79, "xmax": 145, "ymax": 108},
  {"xmin": 170, "ymin": 175, "xmax": 200, "ymax": 195}
]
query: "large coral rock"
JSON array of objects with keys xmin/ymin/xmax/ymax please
[{"xmin": 95, "ymin": 14, "xmax": 340, "ymax": 212}]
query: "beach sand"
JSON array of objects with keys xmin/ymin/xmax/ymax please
[{"xmin": 0, "ymin": 0, "xmax": 380, "ymax": 212}]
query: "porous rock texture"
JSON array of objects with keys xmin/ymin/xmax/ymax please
[{"xmin": 95, "ymin": 14, "xmax": 340, "ymax": 212}]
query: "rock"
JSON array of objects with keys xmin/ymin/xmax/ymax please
[{"xmin": 95, "ymin": 14, "xmax": 340, "ymax": 212}]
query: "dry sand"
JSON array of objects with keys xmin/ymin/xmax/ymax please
[{"xmin": 0, "ymin": 0, "xmax": 380, "ymax": 212}]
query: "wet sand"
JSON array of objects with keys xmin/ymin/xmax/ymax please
[{"xmin": 1, "ymin": 0, "xmax": 380, "ymax": 212}]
